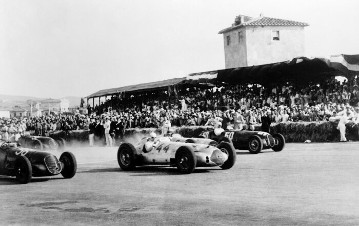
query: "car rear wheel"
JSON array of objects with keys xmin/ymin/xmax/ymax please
[
  {"xmin": 272, "ymin": 133, "xmax": 285, "ymax": 152},
  {"xmin": 117, "ymin": 143, "xmax": 137, "ymax": 171},
  {"xmin": 248, "ymin": 135, "xmax": 263, "ymax": 154},
  {"xmin": 218, "ymin": 142, "xmax": 236, "ymax": 169},
  {"xmin": 60, "ymin": 152, "xmax": 77, "ymax": 178},
  {"xmin": 15, "ymin": 156, "xmax": 32, "ymax": 184},
  {"xmin": 175, "ymin": 147, "xmax": 197, "ymax": 174}
]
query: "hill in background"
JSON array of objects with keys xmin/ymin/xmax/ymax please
[{"xmin": 0, "ymin": 94, "xmax": 82, "ymax": 110}]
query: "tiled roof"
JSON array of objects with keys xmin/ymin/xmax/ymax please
[{"xmin": 219, "ymin": 16, "xmax": 309, "ymax": 34}]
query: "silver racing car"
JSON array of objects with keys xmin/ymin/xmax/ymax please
[{"xmin": 117, "ymin": 134, "xmax": 236, "ymax": 174}]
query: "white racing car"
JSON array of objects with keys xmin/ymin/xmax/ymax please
[{"xmin": 117, "ymin": 133, "xmax": 236, "ymax": 174}]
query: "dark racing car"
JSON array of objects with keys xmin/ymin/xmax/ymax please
[
  {"xmin": 199, "ymin": 129, "xmax": 285, "ymax": 154},
  {"xmin": 0, "ymin": 141, "xmax": 77, "ymax": 184},
  {"xmin": 17, "ymin": 135, "xmax": 63, "ymax": 150}
]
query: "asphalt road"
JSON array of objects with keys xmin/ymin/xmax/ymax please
[{"xmin": 1, "ymin": 142, "xmax": 359, "ymax": 226}]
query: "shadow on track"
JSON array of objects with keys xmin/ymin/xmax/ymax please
[
  {"xmin": 236, "ymin": 150, "xmax": 274, "ymax": 155},
  {"xmin": 0, "ymin": 176, "xmax": 64, "ymax": 185},
  {"xmin": 78, "ymin": 166, "xmax": 219, "ymax": 176}
]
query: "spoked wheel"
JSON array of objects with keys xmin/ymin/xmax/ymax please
[
  {"xmin": 248, "ymin": 135, "xmax": 263, "ymax": 154},
  {"xmin": 15, "ymin": 156, "xmax": 32, "ymax": 184},
  {"xmin": 60, "ymin": 152, "xmax": 77, "ymax": 178},
  {"xmin": 175, "ymin": 147, "xmax": 197, "ymax": 174},
  {"xmin": 117, "ymin": 143, "xmax": 137, "ymax": 171},
  {"xmin": 218, "ymin": 142, "xmax": 236, "ymax": 169}
]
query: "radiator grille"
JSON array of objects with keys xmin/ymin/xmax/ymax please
[
  {"xmin": 44, "ymin": 155, "xmax": 62, "ymax": 174},
  {"xmin": 267, "ymin": 135, "xmax": 275, "ymax": 147}
]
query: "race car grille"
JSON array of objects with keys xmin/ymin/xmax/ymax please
[
  {"xmin": 44, "ymin": 155, "xmax": 62, "ymax": 174},
  {"xmin": 267, "ymin": 135, "xmax": 275, "ymax": 147}
]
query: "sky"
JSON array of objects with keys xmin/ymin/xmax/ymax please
[{"xmin": 1, "ymin": 0, "xmax": 359, "ymax": 99}]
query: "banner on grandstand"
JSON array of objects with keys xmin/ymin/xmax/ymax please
[
  {"xmin": 186, "ymin": 72, "xmax": 218, "ymax": 81},
  {"xmin": 329, "ymin": 54, "xmax": 359, "ymax": 75}
]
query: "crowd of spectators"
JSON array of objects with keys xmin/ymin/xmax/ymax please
[
  {"xmin": 1, "ymin": 77, "xmax": 359, "ymax": 143},
  {"xmin": 87, "ymin": 77, "xmax": 359, "ymax": 130},
  {"xmin": 0, "ymin": 114, "xmax": 89, "ymax": 141}
]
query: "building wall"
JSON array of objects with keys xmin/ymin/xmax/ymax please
[
  {"xmin": 0, "ymin": 110, "xmax": 10, "ymax": 118},
  {"xmin": 10, "ymin": 111, "xmax": 28, "ymax": 118},
  {"xmin": 245, "ymin": 26, "xmax": 305, "ymax": 66},
  {"xmin": 223, "ymin": 26, "xmax": 305, "ymax": 68},
  {"xmin": 60, "ymin": 99, "xmax": 69, "ymax": 112},
  {"xmin": 223, "ymin": 28, "xmax": 247, "ymax": 68}
]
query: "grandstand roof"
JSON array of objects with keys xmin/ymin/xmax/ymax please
[
  {"xmin": 87, "ymin": 77, "xmax": 186, "ymax": 98},
  {"xmin": 87, "ymin": 55, "xmax": 358, "ymax": 99}
]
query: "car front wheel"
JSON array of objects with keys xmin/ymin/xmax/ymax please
[
  {"xmin": 60, "ymin": 152, "xmax": 77, "ymax": 178},
  {"xmin": 218, "ymin": 142, "xmax": 236, "ymax": 170},
  {"xmin": 272, "ymin": 134, "xmax": 285, "ymax": 152},
  {"xmin": 175, "ymin": 147, "xmax": 197, "ymax": 174},
  {"xmin": 117, "ymin": 143, "xmax": 137, "ymax": 171}
]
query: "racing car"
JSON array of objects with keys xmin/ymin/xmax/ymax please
[
  {"xmin": 49, "ymin": 130, "xmax": 88, "ymax": 146},
  {"xmin": 199, "ymin": 129, "xmax": 285, "ymax": 154},
  {"xmin": 117, "ymin": 134, "xmax": 236, "ymax": 174},
  {"xmin": 17, "ymin": 135, "xmax": 64, "ymax": 150},
  {"xmin": 168, "ymin": 133, "xmax": 218, "ymax": 146},
  {"xmin": 0, "ymin": 141, "xmax": 77, "ymax": 184}
]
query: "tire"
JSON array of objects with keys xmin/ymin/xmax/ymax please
[
  {"xmin": 15, "ymin": 156, "xmax": 32, "ymax": 184},
  {"xmin": 218, "ymin": 142, "xmax": 236, "ymax": 170},
  {"xmin": 60, "ymin": 152, "xmax": 77, "ymax": 178},
  {"xmin": 117, "ymin": 143, "xmax": 137, "ymax": 171},
  {"xmin": 248, "ymin": 135, "xmax": 263, "ymax": 154},
  {"xmin": 175, "ymin": 146, "xmax": 197, "ymax": 174},
  {"xmin": 185, "ymin": 139, "xmax": 195, "ymax": 143},
  {"xmin": 272, "ymin": 133, "xmax": 285, "ymax": 152}
]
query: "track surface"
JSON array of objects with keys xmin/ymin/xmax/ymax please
[{"xmin": 1, "ymin": 142, "xmax": 359, "ymax": 226}]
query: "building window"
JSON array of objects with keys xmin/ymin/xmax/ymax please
[
  {"xmin": 226, "ymin": 35, "xmax": 231, "ymax": 46},
  {"xmin": 238, "ymin": 31, "xmax": 242, "ymax": 43},
  {"xmin": 272, "ymin": 30, "xmax": 280, "ymax": 41}
]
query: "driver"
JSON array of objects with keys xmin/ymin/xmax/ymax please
[
  {"xmin": 214, "ymin": 117, "xmax": 224, "ymax": 136},
  {"xmin": 144, "ymin": 132, "xmax": 159, "ymax": 152}
]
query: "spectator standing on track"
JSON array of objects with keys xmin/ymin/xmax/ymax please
[
  {"xmin": 261, "ymin": 110, "xmax": 272, "ymax": 133},
  {"xmin": 94, "ymin": 118, "xmax": 103, "ymax": 144},
  {"xmin": 104, "ymin": 117, "xmax": 112, "ymax": 147},
  {"xmin": 162, "ymin": 116, "xmax": 171, "ymax": 135},
  {"xmin": 88, "ymin": 118, "xmax": 96, "ymax": 147},
  {"xmin": 110, "ymin": 117, "xmax": 117, "ymax": 145},
  {"xmin": 336, "ymin": 107, "xmax": 353, "ymax": 142}
]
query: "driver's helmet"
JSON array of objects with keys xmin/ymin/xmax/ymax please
[{"xmin": 150, "ymin": 132, "xmax": 157, "ymax": 139}]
